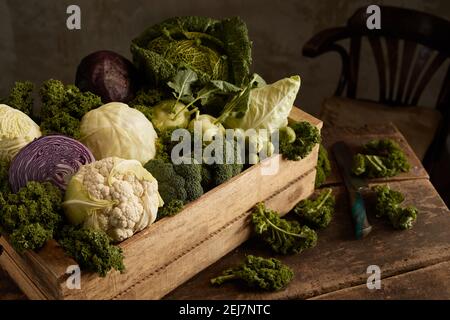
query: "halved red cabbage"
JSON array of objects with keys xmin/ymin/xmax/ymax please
[{"xmin": 9, "ymin": 135, "xmax": 95, "ymax": 192}]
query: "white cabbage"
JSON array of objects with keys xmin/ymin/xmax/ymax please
[
  {"xmin": 0, "ymin": 104, "xmax": 41, "ymax": 161},
  {"xmin": 80, "ymin": 102, "xmax": 158, "ymax": 164}
]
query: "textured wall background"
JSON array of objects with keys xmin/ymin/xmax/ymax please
[{"xmin": 0, "ymin": 0, "xmax": 449, "ymax": 115}]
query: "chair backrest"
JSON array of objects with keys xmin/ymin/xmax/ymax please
[{"xmin": 343, "ymin": 6, "xmax": 450, "ymax": 113}]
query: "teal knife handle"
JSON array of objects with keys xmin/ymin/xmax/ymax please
[{"xmin": 350, "ymin": 191, "xmax": 372, "ymax": 239}]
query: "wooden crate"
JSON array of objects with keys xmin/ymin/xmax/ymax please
[{"xmin": 0, "ymin": 108, "xmax": 322, "ymax": 300}]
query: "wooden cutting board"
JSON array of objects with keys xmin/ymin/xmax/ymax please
[{"xmin": 321, "ymin": 124, "xmax": 429, "ymax": 186}]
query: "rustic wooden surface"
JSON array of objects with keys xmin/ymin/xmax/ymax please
[
  {"xmin": 164, "ymin": 179, "xmax": 450, "ymax": 299},
  {"xmin": 311, "ymin": 261, "xmax": 450, "ymax": 300}
]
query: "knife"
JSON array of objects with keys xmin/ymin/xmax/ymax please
[{"xmin": 332, "ymin": 141, "xmax": 372, "ymax": 239}]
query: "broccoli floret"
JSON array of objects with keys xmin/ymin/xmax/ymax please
[
  {"xmin": 202, "ymin": 139, "xmax": 244, "ymax": 191},
  {"xmin": 0, "ymin": 181, "xmax": 63, "ymax": 252},
  {"xmin": 6, "ymin": 81, "xmax": 35, "ymax": 118},
  {"xmin": 352, "ymin": 139, "xmax": 410, "ymax": 178},
  {"xmin": 294, "ymin": 188, "xmax": 335, "ymax": 229},
  {"xmin": 315, "ymin": 144, "xmax": 331, "ymax": 188},
  {"xmin": 210, "ymin": 255, "xmax": 294, "ymax": 291},
  {"xmin": 252, "ymin": 202, "xmax": 317, "ymax": 255},
  {"xmin": 145, "ymin": 158, "xmax": 203, "ymax": 218},
  {"xmin": 57, "ymin": 225, "xmax": 124, "ymax": 277},
  {"xmin": 373, "ymin": 185, "xmax": 418, "ymax": 230},
  {"xmin": 39, "ymin": 79, "xmax": 102, "ymax": 138},
  {"xmin": 157, "ymin": 199, "xmax": 185, "ymax": 220},
  {"xmin": 280, "ymin": 121, "xmax": 321, "ymax": 161}
]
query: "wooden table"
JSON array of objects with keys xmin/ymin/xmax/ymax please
[{"xmin": 1, "ymin": 124, "xmax": 449, "ymax": 300}]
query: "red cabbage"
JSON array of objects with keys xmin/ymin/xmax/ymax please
[{"xmin": 9, "ymin": 135, "xmax": 95, "ymax": 192}]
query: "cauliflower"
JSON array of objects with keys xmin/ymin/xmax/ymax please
[{"xmin": 63, "ymin": 157, "xmax": 163, "ymax": 242}]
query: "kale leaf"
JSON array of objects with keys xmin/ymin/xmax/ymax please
[
  {"xmin": 373, "ymin": 185, "xmax": 418, "ymax": 230},
  {"xmin": 210, "ymin": 255, "xmax": 293, "ymax": 291},
  {"xmin": 252, "ymin": 203, "xmax": 317, "ymax": 255}
]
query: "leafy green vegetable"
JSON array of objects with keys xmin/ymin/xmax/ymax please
[
  {"xmin": 315, "ymin": 144, "xmax": 331, "ymax": 188},
  {"xmin": 57, "ymin": 225, "xmax": 125, "ymax": 277},
  {"xmin": 5, "ymin": 81, "xmax": 35, "ymax": 118},
  {"xmin": 279, "ymin": 121, "xmax": 321, "ymax": 161},
  {"xmin": 0, "ymin": 181, "xmax": 63, "ymax": 252},
  {"xmin": 373, "ymin": 185, "xmax": 418, "ymax": 230},
  {"xmin": 144, "ymin": 158, "xmax": 203, "ymax": 217},
  {"xmin": 252, "ymin": 203, "xmax": 317, "ymax": 255},
  {"xmin": 294, "ymin": 188, "xmax": 335, "ymax": 229},
  {"xmin": 0, "ymin": 158, "xmax": 11, "ymax": 195},
  {"xmin": 352, "ymin": 139, "xmax": 410, "ymax": 178},
  {"xmin": 210, "ymin": 255, "xmax": 294, "ymax": 291},
  {"xmin": 79, "ymin": 102, "xmax": 158, "ymax": 165},
  {"xmin": 39, "ymin": 79, "xmax": 102, "ymax": 139},
  {"xmin": 201, "ymin": 138, "xmax": 244, "ymax": 191},
  {"xmin": 129, "ymin": 87, "xmax": 165, "ymax": 107},
  {"xmin": 131, "ymin": 16, "xmax": 252, "ymax": 87},
  {"xmin": 223, "ymin": 76, "xmax": 300, "ymax": 133}
]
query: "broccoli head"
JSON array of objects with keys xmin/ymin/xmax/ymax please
[
  {"xmin": 144, "ymin": 158, "xmax": 203, "ymax": 218},
  {"xmin": 202, "ymin": 139, "xmax": 244, "ymax": 191},
  {"xmin": 211, "ymin": 255, "xmax": 294, "ymax": 291}
]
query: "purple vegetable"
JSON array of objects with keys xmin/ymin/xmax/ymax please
[
  {"xmin": 75, "ymin": 50, "xmax": 138, "ymax": 103},
  {"xmin": 9, "ymin": 135, "xmax": 95, "ymax": 192}
]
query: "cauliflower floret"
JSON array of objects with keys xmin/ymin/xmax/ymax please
[{"xmin": 63, "ymin": 157, "xmax": 163, "ymax": 242}]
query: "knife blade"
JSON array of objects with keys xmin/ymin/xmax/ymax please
[{"xmin": 332, "ymin": 141, "xmax": 372, "ymax": 239}]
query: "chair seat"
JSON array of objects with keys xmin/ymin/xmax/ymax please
[{"xmin": 319, "ymin": 97, "xmax": 442, "ymax": 161}]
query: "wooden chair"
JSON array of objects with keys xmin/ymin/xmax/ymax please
[{"xmin": 303, "ymin": 6, "xmax": 450, "ymax": 188}]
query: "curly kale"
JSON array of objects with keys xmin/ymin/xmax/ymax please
[
  {"xmin": 0, "ymin": 158, "xmax": 11, "ymax": 195},
  {"xmin": 280, "ymin": 121, "xmax": 321, "ymax": 161},
  {"xmin": 39, "ymin": 79, "xmax": 102, "ymax": 138},
  {"xmin": 0, "ymin": 181, "xmax": 63, "ymax": 252},
  {"xmin": 211, "ymin": 255, "xmax": 294, "ymax": 291},
  {"xmin": 57, "ymin": 225, "xmax": 125, "ymax": 277},
  {"xmin": 5, "ymin": 81, "xmax": 35, "ymax": 118},
  {"xmin": 294, "ymin": 188, "xmax": 335, "ymax": 229},
  {"xmin": 315, "ymin": 144, "xmax": 331, "ymax": 188},
  {"xmin": 352, "ymin": 139, "xmax": 410, "ymax": 178},
  {"xmin": 144, "ymin": 158, "xmax": 203, "ymax": 218},
  {"xmin": 129, "ymin": 88, "xmax": 165, "ymax": 107},
  {"xmin": 373, "ymin": 185, "xmax": 418, "ymax": 230},
  {"xmin": 252, "ymin": 203, "xmax": 317, "ymax": 255}
]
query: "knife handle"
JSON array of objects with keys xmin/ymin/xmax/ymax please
[{"xmin": 349, "ymin": 191, "xmax": 372, "ymax": 239}]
